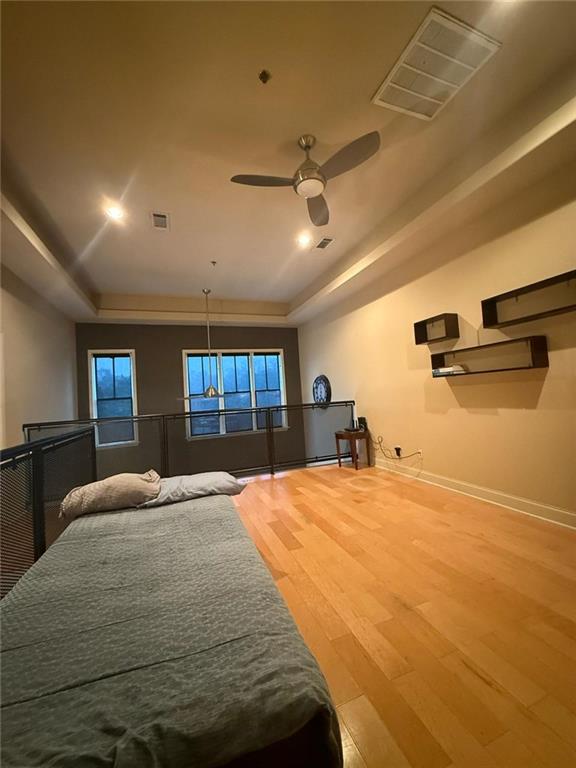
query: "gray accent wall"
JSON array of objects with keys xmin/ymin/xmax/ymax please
[{"xmin": 75, "ymin": 323, "xmax": 305, "ymax": 476}]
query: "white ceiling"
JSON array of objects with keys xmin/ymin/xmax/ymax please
[{"xmin": 2, "ymin": 1, "xmax": 576, "ymax": 305}]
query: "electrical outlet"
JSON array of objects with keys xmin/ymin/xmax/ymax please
[{"xmin": 394, "ymin": 446, "xmax": 402, "ymax": 458}]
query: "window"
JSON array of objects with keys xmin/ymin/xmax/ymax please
[
  {"xmin": 183, "ymin": 350, "xmax": 286, "ymax": 437},
  {"xmin": 253, "ymin": 353, "xmax": 284, "ymax": 429},
  {"xmin": 89, "ymin": 351, "xmax": 137, "ymax": 446}
]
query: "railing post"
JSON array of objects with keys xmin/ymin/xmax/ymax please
[
  {"xmin": 90, "ymin": 426, "xmax": 97, "ymax": 482},
  {"xmin": 160, "ymin": 416, "xmax": 169, "ymax": 477},
  {"xmin": 31, "ymin": 448, "xmax": 46, "ymax": 561},
  {"xmin": 265, "ymin": 408, "xmax": 275, "ymax": 476}
]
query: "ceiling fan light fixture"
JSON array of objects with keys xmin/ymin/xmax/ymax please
[
  {"xmin": 203, "ymin": 383, "xmax": 219, "ymax": 399},
  {"xmin": 295, "ymin": 176, "xmax": 325, "ymax": 198},
  {"xmin": 294, "ymin": 162, "xmax": 326, "ymax": 199}
]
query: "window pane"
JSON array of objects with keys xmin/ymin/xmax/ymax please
[
  {"xmin": 224, "ymin": 392, "xmax": 252, "ymax": 432},
  {"xmin": 256, "ymin": 390, "xmax": 281, "ymax": 408},
  {"xmin": 191, "ymin": 396, "xmax": 219, "ymax": 413},
  {"xmin": 256, "ymin": 390, "xmax": 282, "ymax": 429},
  {"xmin": 222, "ymin": 355, "xmax": 237, "ymax": 392},
  {"xmin": 97, "ymin": 398, "xmax": 133, "ymax": 418},
  {"xmin": 236, "ymin": 356, "xmax": 250, "ymax": 391},
  {"xmin": 114, "ymin": 356, "xmax": 132, "ymax": 398},
  {"xmin": 191, "ymin": 396, "xmax": 220, "ymax": 435},
  {"xmin": 224, "ymin": 392, "xmax": 251, "ymax": 410},
  {"xmin": 97, "ymin": 421, "xmax": 135, "ymax": 445},
  {"xmin": 190, "ymin": 414, "xmax": 220, "ymax": 436},
  {"xmin": 96, "ymin": 398, "xmax": 134, "ymax": 444},
  {"xmin": 253, "ymin": 354, "xmax": 267, "ymax": 390},
  {"xmin": 188, "ymin": 356, "xmax": 204, "ymax": 395},
  {"xmin": 95, "ymin": 357, "xmax": 114, "ymax": 398},
  {"xmin": 256, "ymin": 411, "xmax": 283, "ymax": 429},
  {"xmin": 266, "ymin": 355, "xmax": 280, "ymax": 389}
]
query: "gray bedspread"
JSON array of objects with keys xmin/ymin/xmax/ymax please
[{"xmin": 1, "ymin": 495, "xmax": 342, "ymax": 768}]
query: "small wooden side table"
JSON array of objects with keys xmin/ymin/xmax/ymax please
[{"xmin": 335, "ymin": 430, "xmax": 371, "ymax": 470}]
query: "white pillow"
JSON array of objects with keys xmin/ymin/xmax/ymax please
[{"xmin": 141, "ymin": 472, "xmax": 244, "ymax": 508}]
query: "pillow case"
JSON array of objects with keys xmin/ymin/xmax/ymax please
[
  {"xmin": 60, "ymin": 470, "xmax": 160, "ymax": 521},
  {"xmin": 141, "ymin": 471, "xmax": 244, "ymax": 508}
]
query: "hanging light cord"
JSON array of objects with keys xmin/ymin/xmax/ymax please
[
  {"xmin": 203, "ymin": 288, "xmax": 214, "ymax": 388},
  {"xmin": 201, "ymin": 288, "xmax": 221, "ymax": 398}
]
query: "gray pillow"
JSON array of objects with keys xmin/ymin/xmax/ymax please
[{"xmin": 141, "ymin": 472, "xmax": 244, "ymax": 508}]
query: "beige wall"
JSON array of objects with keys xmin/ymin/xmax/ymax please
[
  {"xmin": 1, "ymin": 267, "xmax": 77, "ymax": 447},
  {"xmin": 299, "ymin": 197, "xmax": 576, "ymax": 517}
]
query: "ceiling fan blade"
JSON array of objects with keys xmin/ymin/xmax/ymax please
[
  {"xmin": 230, "ymin": 174, "xmax": 293, "ymax": 187},
  {"xmin": 307, "ymin": 195, "xmax": 329, "ymax": 227},
  {"xmin": 320, "ymin": 131, "xmax": 380, "ymax": 181}
]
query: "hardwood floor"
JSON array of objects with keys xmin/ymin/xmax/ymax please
[{"xmin": 233, "ymin": 465, "xmax": 576, "ymax": 768}]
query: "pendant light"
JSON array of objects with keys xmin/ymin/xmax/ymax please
[{"xmin": 202, "ymin": 288, "xmax": 220, "ymax": 398}]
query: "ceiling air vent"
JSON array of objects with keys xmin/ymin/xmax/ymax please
[
  {"xmin": 151, "ymin": 212, "xmax": 170, "ymax": 230},
  {"xmin": 316, "ymin": 237, "xmax": 334, "ymax": 249},
  {"xmin": 372, "ymin": 8, "xmax": 501, "ymax": 120}
]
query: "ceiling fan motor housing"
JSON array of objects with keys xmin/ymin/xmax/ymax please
[{"xmin": 294, "ymin": 160, "xmax": 326, "ymax": 198}]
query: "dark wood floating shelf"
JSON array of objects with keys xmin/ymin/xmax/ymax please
[
  {"xmin": 414, "ymin": 313, "xmax": 459, "ymax": 345},
  {"xmin": 482, "ymin": 269, "xmax": 576, "ymax": 328},
  {"xmin": 431, "ymin": 335, "xmax": 548, "ymax": 377}
]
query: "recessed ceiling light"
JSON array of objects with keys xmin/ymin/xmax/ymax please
[
  {"xmin": 297, "ymin": 232, "xmax": 312, "ymax": 248},
  {"xmin": 105, "ymin": 204, "xmax": 125, "ymax": 221}
]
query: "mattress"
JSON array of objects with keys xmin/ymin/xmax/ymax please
[{"xmin": 1, "ymin": 495, "xmax": 342, "ymax": 767}]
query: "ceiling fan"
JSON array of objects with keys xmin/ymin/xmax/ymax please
[{"xmin": 230, "ymin": 131, "xmax": 380, "ymax": 227}]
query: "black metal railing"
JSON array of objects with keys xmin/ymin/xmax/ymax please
[
  {"xmin": 0, "ymin": 428, "xmax": 96, "ymax": 598},
  {"xmin": 23, "ymin": 401, "xmax": 355, "ymax": 480}
]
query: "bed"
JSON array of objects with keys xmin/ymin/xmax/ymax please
[{"xmin": 1, "ymin": 494, "xmax": 342, "ymax": 767}]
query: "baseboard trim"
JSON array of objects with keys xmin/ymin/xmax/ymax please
[{"xmin": 374, "ymin": 457, "xmax": 576, "ymax": 529}]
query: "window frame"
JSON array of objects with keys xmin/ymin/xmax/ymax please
[
  {"xmin": 181, "ymin": 349, "xmax": 287, "ymax": 439},
  {"xmin": 88, "ymin": 349, "xmax": 139, "ymax": 448}
]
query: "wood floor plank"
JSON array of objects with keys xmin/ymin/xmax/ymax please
[
  {"xmin": 377, "ymin": 617, "xmax": 507, "ymax": 745},
  {"xmin": 234, "ymin": 466, "xmax": 575, "ymax": 768},
  {"xmin": 288, "ymin": 570, "xmax": 349, "ymax": 640},
  {"xmin": 526, "ymin": 618, "xmax": 576, "ymax": 663},
  {"xmin": 530, "ymin": 695, "xmax": 576, "ymax": 752},
  {"xmin": 268, "ymin": 519, "xmax": 303, "ymax": 550},
  {"xmin": 442, "ymin": 651, "xmax": 576, "ymax": 768},
  {"xmin": 347, "ymin": 617, "xmax": 412, "ymax": 679},
  {"xmin": 339, "ymin": 719, "xmax": 369, "ymax": 768},
  {"xmin": 486, "ymin": 731, "xmax": 545, "ymax": 768},
  {"xmin": 394, "ymin": 670, "xmax": 500, "ymax": 768},
  {"xmin": 339, "ymin": 695, "xmax": 413, "ymax": 768},
  {"xmin": 276, "ymin": 577, "xmax": 362, "ymax": 706},
  {"xmin": 482, "ymin": 629, "xmax": 576, "ymax": 712},
  {"xmin": 333, "ymin": 633, "xmax": 451, "ymax": 768}
]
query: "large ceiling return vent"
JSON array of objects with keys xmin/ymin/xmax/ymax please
[
  {"xmin": 151, "ymin": 211, "xmax": 170, "ymax": 230},
  {"xmin": 372, "ymin": 8, "xmax": 501, "ymax": 120}
]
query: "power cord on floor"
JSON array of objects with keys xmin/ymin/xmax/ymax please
[{"xmin": 371, "ymin": 435, "xmax": 422, "ymax": 461}]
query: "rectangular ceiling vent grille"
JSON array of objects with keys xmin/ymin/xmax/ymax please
[
  {"xmin": 151, "ymin": 212, "xmax": 170, "ymax": 230},
  {"xmin": 316, "ymin": 237, "xmax": 334, "ymax": 249},
  {"xmin": 372, "ymin": 8, "xmax": 501, "ymax": 120}
]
